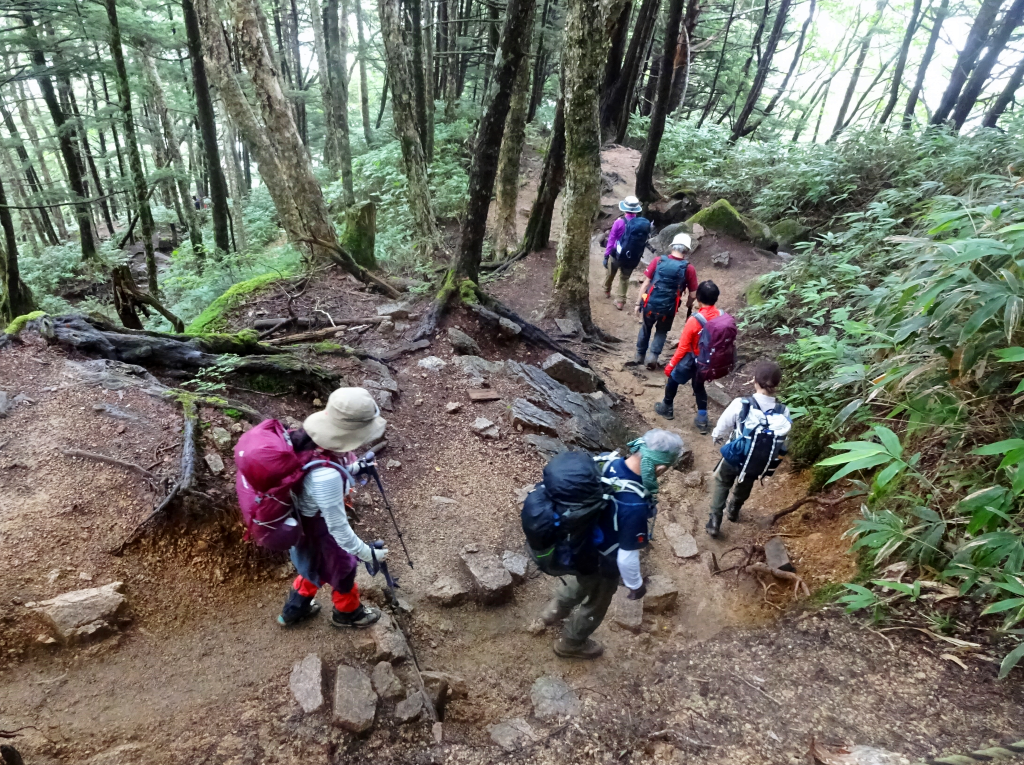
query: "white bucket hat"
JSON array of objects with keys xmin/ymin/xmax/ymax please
[
  {"xmin": 619, "ymin": 195, "xmax": 643, "ymax": 214},
  {"xmin": 670, "ymin": 233, "xmax": 692, "ymax": 253},
  {"xmin": 303, "ymin": 387, "xmax": 387, "ymax": 453}
]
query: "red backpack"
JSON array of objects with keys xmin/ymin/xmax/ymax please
[
  {"xmin": 234, "ymin": 420, "xmax": 347, "ymax": 551},
  {"xmin": 694, "ymin": 311, "xmax": 737, "ymax": 382}
]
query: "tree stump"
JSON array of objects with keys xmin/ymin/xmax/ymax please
[{"xmin": 341, "ymin": 201, "xmax": 377, "ymax": 270}]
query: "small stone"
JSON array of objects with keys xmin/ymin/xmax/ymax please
[
  {"xmin": 289, "ymin": 653, "xmax": 325, "ymax": 713},
  {"xmin": 682, "ymin": 471, "xmax": 703, "ymax": 489},
  {"xmin": 501, "ymin": 550, "xmax": 529, "ymax": 583},
  {"xmin": 445, "ymin": 402, "xmax": 462, "ymax": 414},
  {"xmin": 530, "ymin": 676, "xmax": 580, "ymax": 720},
  {"xmin": 371, "ymin": 661, "xmax": 405, "ymax": 700},
  {"xmin": 488, "ymin": 718, "xmax": 536, "ymax": 751},
  {"xmin": 432, "ymin": 496, "xmax": 458, "ymax": 505},
  {"xmin": 452, "ymin": 355, "xmax": 505, "ymax": 377},
  {"xmin": 663, "ymin": 523, "xmax": 699, "ymax": 558},
  {"xmin": 643, "ymin": 575, "xmax": 679, "ymax": 614},
  {"xmin": 765, "ymin": 536, "xmax": 795, "ymax": 572},
  {"xmin": 447, "ymin": 327, "xmax": 481, "ymax": 355},
  {"xmin": 541, "ymin": 353, "xmax": 600, "ymax": 393},
  {"xmin": 394, "ymin": 693, "xmax": 424, "ymax": 723},
  {"xmin": 427, "ymin": 576, "xmax": 471, "ymax": 607},
  {"xmin": 701, "ymin": 550, "xmax": 718, "ymax": 574},
  {"xmin": 47, "ymin": 569, "xmax": 61, "ymax": 584},
  {"xmin": 515, "ymin": 484, "xmax": 535, "ymax": 503},
  {"xmin": 705, "ymin": 384, "xmax": 732, "ymax": 408},
  {"xmin": 417, "ymin": 356, "xmax": 446, "ymax": 371},
  {"xmin": 692, "ymin": 223, "xmax": 705, "ymax": 238},
  {"xmin": 611, "ymin": 586, "xmax": 643, "ymax": 633},
  {"xmin": 333, "ymin": 665, "xmax": 377, "ymax": 733},
  {"xmin": 554, "ymin": 317, "xmax": 583, "ymax": 336},
  {"xmin": 79, "ymin": 572, "xmax": 92, "ymax": 581},
  {"xmin": 471, "ymin": 417, "xmax": 500, "ymax": 440},
  {"xmin": 711, "ymin": 250, "xmax": 731, "ymax": 268},
  {"xmin": 209, "ymin": 426, "xmax": 232, "ymax": 451},
  {"xmin": 419, "ymin": 671, "xmax": 450, "ymax": 710},
  {"xmin": 414, "ymin": 397, "xmax": 424, "ymax": 406},
  {"xmin": 376, "ymin": 301, "xmax": 412, "ymax": 319},
  {"xmin": 32, "ymin": 582, "xmax": 126, "ymax": 644},
  {"xmin": 0, "ymin": 391, "xmax": 9, "ymax": 418},
  {"xmin": 36, "ymin": 634, "xmax": 57, "ymax": 645},
  {"xmin": 373, "ymin": 389, "xmax": 394, "ymax": 412},
  {"xmin": 313, "ymin": 398, "xmax": 323, "ymax": 407},
  {"xmin": 460, "ymin": 545, "xmax": 513, "ymax": 604},
  {"xmin": 378, "ymin": 319, "xmax": 396, "ymax": 335},
  {"xmin": 497, "ymin": 317, "xmax": 522, "ymax": 338},
  {"xmin": 433, "ymin": 722, "xmax": 444, "ymax": 743},
  {"xmin": 386, "ymin": 459, "xmax": 402, "ymax": 470},
  {"xmin": 205, "ymin": 453, "xmax": 225, "ymax": 474},
  {"xmin": 371, "ymin": 612, "xmax": 411, "ymax": 663}
]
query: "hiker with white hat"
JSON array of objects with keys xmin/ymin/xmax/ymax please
[
  {"xmin": 632, "ymin": 232, "xmax": 698, "ymax": 369},
  {"xmin": 277, "ymin": 388, "xmax": 390, "ymax": 629},
  {"xmin": 603, "ymin": 195, "xmax": 652, "ymax": 310}
]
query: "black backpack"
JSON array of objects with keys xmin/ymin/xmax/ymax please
[
  {"xmin": 642, "ymin": 256, "xmax": 689, "ymax": 319},
  {"xmin": 720, "ymin": 398, "xmax": 790, "ymax": 482},
  {"xmin": 615, "ymin": 216, "xmax": 652, "ymax": 268}
]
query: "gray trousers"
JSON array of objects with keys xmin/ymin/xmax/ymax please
[
  {"xmin": 548, "ymin": 574, "xmax": 618, "ymax": 643},
  {"xmin": 710, "ymin": 458, "xmax": 756, "ymax": 523}
]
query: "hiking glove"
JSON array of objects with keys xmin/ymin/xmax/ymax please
[
  {"xmin": 627, "ymin": 582, "xmax": 647, "ymax": 600},
  {"xmin": 371, "ymin": 547, "xmax": 389, "ymax": 564}
]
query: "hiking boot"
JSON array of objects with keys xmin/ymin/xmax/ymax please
[
  {"xmin": 705, "ymin": 514, "xmax": 722, "ymax": 538},
  {"xmin": 330, "ymin": 604, "xmax": 382, "ymax": 628},
  {"xmin": 631, "ymin": 350, "xmax": 644, "ymax": 365},
  {"xmin": 614, "ymin": 299, "xmax": 625, "ymax": 311},
  {"xmin": 644, "ymin": 353, "xmax": 659, "ymax": 370},
  {"xmin": 604, "ymin": 289, "xmax": 612, "ymax": 298},
  {"xmin": 539, "ymin": 600, "xmax": 572, "ymax": 627},
  {"xmin": 553, "ymin": 637, "xmax": 604, "ymax": 660},
  {"xmin": 277, "ymin": 590, "xmax": 322, "ymax": 627},
  {"xmin": 654, "ymin": 401, "xmax": 674, "ymax": 420},
  {"xmin": 694, "ymin": 414, "xmax": 709, "ymax": 434},
  {"xmin": 726, "ymin": 499, "xmax": 740, "ymax": 523}
]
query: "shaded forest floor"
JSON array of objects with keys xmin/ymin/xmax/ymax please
[{"xmin": 1, "ymin": 148, "xmax": 1022, "ymax": 765}]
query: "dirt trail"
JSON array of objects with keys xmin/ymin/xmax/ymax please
[{"xmin": 2, "ymin": 149, "xmax": 1023, "ymax": 765}]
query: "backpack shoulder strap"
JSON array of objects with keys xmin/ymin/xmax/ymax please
[{"xmin": 694, "ymin": 311, "xmax": 708, "ymax": 327}]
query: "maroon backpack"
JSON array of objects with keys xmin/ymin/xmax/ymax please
[{"xmin": 694, "ymin": 311, "xmax": 737, "ymax": 382}]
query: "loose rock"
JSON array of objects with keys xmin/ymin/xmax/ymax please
[
  {"xmin": 522, "ymin": 434, "xmax": 569, "ymax": 458},
  {"xmin": 459, "ymin": 545, "xmax": 513, "ymax": 604},
  {"xmin": 664, "ymin": 523, "xmax": 699, "ymax": 558},
  {"xmin": 209, "ymin": 426, "xmax": 232, "ymax": 451},
  {"xmin": 419, "ymin": 671, "xmax": 450, "ymax": 711},
  {"xmin": 711, "ymin": 250, "xmax": 731, "ymax": 268},
  {"xmin": 445, "ymin": 402, "xmax": 462, "ymax": 414},
  {"xmin": 452, "ymin": 355, "xmax": 505, "ymax": 378},
  {"xmin": 432, "ymin": 496, "xmax": 458, "ymax": 505},
  {"xmin": 378, "ymin": 318, "xmax": 396, "ymax": 335},
  {"xmin": 488, "ymin": 718, "xmax": 537, "ymax": 751},
  {"xmin": 471, "ymin": 417, "xmax": 500, "ymax": 440},
  {"xmin": 204, "ymin": 453, "xmax": 225, "ymax": 474},
  {"xmin": 643, "ymin": 575, "xmax": 679, "ymax": 614},
  {"xmin": 33, "ymin": 581, "xmax": 127, "ymax": 643},
  {"xmin": 531, "ymin": 675, "xmax": 581, "ymax": 720},
  {"xmin": 386, "ymin": 459, "xmax": 402, "ymax": 470},
  {"xmin": 611, "ymin": 586, "xmax": 643, "ymax": 633},
  {"xmin": 371, "ymin": 661, "xmax": 405, "ymax": 700},
  {"xmin": 371, "ymin": 611, "xmax": 411, "ymax": 663},
  {"xmin": 501, "ymin": 550, "xmax": 529, "ymax": 583},
  {"xmin": 705, "ymin": 384, "xmax": 732, "ymax": 408},
  {"xmin": 428, "ymin": 576, "xmax": 472, "ymax": 607},
  {"xmin": 289, "ymin": 654, "xmax": 325, "ymax": 713},
  {"xmin": 376, "ymin": 301, "xmax": 413, "ymax": 319},
  {"xmin": 541, "ymin": 353, "xmax": 600, "ymax": 393},
  {"xmin": 702, "ymin": 550, "xmax": 718, "ymax": 574},
  {"xmin": 417, "ymin": 356, "xmax": 446, "ymax": 372},
  {"xmin": 765, "ymin": 536, "xmax": 795, "ymax": 572},
  {"xmin": 447, "ymin": 327, "xmax": 481, "ymax": 355},
  {"xmin": 394, "ymin": 693, "xmax": 424, "ymax": 724},
  {"xmin": 682, "ymin": 471, "xmax": 703, "ymax": 489},
  {"xmin": 510, "ymin": 398, "xmax": 561, "ymax": 435},
  {"xmin": 497, "ymin": 317, "xmax": 522, "ymax": 338},
  {"xmin": 333, "ymin": 665, "xmax": 377, "ymax": 733}
]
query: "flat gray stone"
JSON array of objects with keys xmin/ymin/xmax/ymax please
[
  {"xmin": 371, "ymin": 660, "xmax": 405, "ymax": 700},
  {"xmin": 711, "ymin": 250, "xmax": 731, "ymax": 268},
  {"xmin": 432, "ymin": 496, "xmax": 458, "ymax": 505},
  {"xmin": 209, "ymin": 426, "xmax": 232, "ymax": 451},
  {"xmin": 706, "ymin": 384, "xmax": 732, "ymax": 408},
  {"xmin": 394, "ymin": 692, "xmax": 424, "ymax": 724},
  {"xmin": 541, "ymin": 353, "xmax": 600, "ymax": 393},
  {"xmin": 419, "ymin": 671, "xmax": 449, "ymax": 710},
  {"xmin": 460, "ymin": 545, "xmax": 513, "ymax": 604},
  {"xmin": 33, "ymin": 582, "xmax": 126, "ymax": 643},
  {"xmin": 333, "ymin": 665, "xmax": 377, "ymax": 733},
  {"xmin": 372, "ymin": 388, "xmax": 394, "ymax": 411},
  {"xmin": 452, "ymin": 355, "xmax": 505, "ymax": 377},
  {"xmin": 472, "ymin": 417, "xmax": 500, "ymax": 439},
  {"xmin": 522, "ymin": 434, "xmax": 569, "ymax": 458},
  {"xmin": 530, "ymin": 675, "xmax": 580, "ymax": 720},
  {"xmin": 427, "ymin": 575, "xmax": 471, "ymax": 607},
  {"xmin": 447, "ymin": 327, "xmax": 481, "ymax": 355},
  {"xmin": 204, "ymin": 452, "xmax": 225, "ymax": 474},
  {"xmin": 611, "ymin": 586, "xmax": 643, "ymax": 633},
  {"xmin": 511, "ymin": 398, "xmax": 562, "ymax": 435},
  {"xmin": 446, "ymin": 401, "xmax": 462, "ymax": 413},
  {"xmin": 501, "ymin": 550, "xmax": 529, "ymax": 583},
  {"xmin": 376, "ymin": 301, "xmax": 413, "ymax": 319},
  {"xmin": 371, "ymin": 611, "xmax": 411, "ymax": 663},
  {"xmin": 497, "ymin": 317, "xmax": 522, "ymax": 338},
  {"xmin": 386, "ymin": 459, "xmax": 402, "ymax": 470},
  {"xmin": 664, "ymin": 523, "xmax": 699, "ymax": 558},
  {"xmin": 643, "ymin": 575, "xmax": 679, "ymax": 614},
  {"xmin": 765, "ymin": 536, "xmax": 795, "ymax": 572},
  {"xmin": 417, "ymin": 355, "xmax": 446, "ymax": 371},
  {"xmin": 289, "ymin": 653, "xmax": 325, "ymax": 713},
  {"xmin": 488, "ymin": 718, "xmax": 537, "ymax": 751},
  {"xmin": 554, "ymin": 317, "xmax": 583, "ymax": 336}
]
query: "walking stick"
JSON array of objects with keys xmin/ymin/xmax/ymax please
[{"xmin": 358, "ymin": 451, "xmax": 414, "ymax": 568}]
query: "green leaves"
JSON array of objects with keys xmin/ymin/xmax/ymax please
[{"xmin": 817, "ymin": 425, "xmax": 909, "ymax": 486}]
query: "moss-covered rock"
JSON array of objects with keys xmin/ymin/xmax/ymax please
[
  {"xmin": 4, "ymin": 310, "xmax": 47, "ymax": 335},
  {"xmin": 686, "ymin": 199, "xmax": 778, "ymax": 251},
  {"xmin": 770, "ymin": 218, "xmax": 812, "ymax": 250},
  {"xmin": 185, "ymin": 274, "xmax": 283, "ymax": 334},
  {"xmin": 745, "ymin": 277, "xmax": 765, "ymax": 306},
  {"xmin": 340, "ymin": 201, "xmax": 377, "ymax": 270}
]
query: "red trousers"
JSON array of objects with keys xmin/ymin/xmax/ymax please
[{"xmin": 293, "ymin": 575, "xmax": 361, "ymax": 612}]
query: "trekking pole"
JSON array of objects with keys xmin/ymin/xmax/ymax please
[{"xmin": 359, "ymin": 451, "xmax": 414, "ymax": 568}]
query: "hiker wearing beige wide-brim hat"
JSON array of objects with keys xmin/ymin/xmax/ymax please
[{"xmin": 303, "ymin": 387, "xmax": 387, "ymax": 453}]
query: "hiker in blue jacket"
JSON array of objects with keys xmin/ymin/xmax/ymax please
[{"xmin": 537, "ymin": 429, "xmax": 685, "ymax": 659}]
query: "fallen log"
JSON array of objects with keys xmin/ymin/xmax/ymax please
[
  {"xmin": 255, "ymin": 314, "xmax": 415, "ymax": 332},
  {"xmin": 264, "ymin": 315, "xmax": 421, "ymax": 346}
]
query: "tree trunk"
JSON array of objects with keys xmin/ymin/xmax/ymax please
[
  {"xmin": 830, "ymin": 0, "xmax": 887, "ymax": 141},
  {"xmin": 634, "ymin": 0, "xmax": 684, "ymax": 202},
  {"xmin": 379, "ymin": 0, "xmax": 439, "ymax": 250},
  {"xmin": 493, "ymin": 14, "xmax": 535, "ymax": 260},
  {"xmin": 730, "ymin": 0, "xmax": 793, "ymax": 141},
  {"xmin": 902, "ymin": 0, "xmax": 948, "ymax": 128},
  {"xmin": 0, "ymin": 146, "xmax": 49, "ymax": 250},
  {"xmin": 667, "ymin": 0, "xmax": 700, "ymax": 113},
  {"xmin": 16, "ymin": 80, "xmax": 69, "ymax": 240},
  {"xmin": 453, "ymin": 0, "xmax": 538, "ymax": 284},
  {"xmin": 528, "ymin": 0, "xmax": 554, "ymax": 122},
  {"xmin": 930, "ymin": 0, "xmax": 1004, "ymax": 126},
  {"xmin": 552, "ymin": 0, "xmax": 625, "ymax": 329},
  {"xmin": 602, "ymin": 0, "xmax": 659, "ymax": 136},
  {"xmin": 355, "ymin": 0, "xmax": 374, "ymax": 145},
  {"xmin": 982, "ymin": 53, "xmax": 1024, "ymax": 128},
  {"xmin": 423, "ymin": 0, "xmax": 436, "ymax": 160},
  {"xmin": 89, "ymin": 76, "xmax": 119, "ymax": 222},
  {"xmin": 950, "ymin": 0, "xmax": 1024, "ymax": 131},
  {"xmin": 143, "ymin": 53, "xmax": 205, "ymax": 258},
  {"xmin": 602, "ymin": 1, "xmax": 633, "ymax": 104},
  {"xmin": 877, "ymin": 0, "xmax": 922, "ymax": 125},
  {"xmin": 0, "ymin": 173, "xmax": 37, "ymax": 323},
  {"xmin": 716, "ymin": 0, "xmax": 770, "ymax": 127},
  {"xmin": 63, "ymin": 76, "xmax": 116, "ymax": 239},
  {"xmin": 183, "ymin": 0, "xmax": 233, "ymax": 256},
  {"xmin": 697, "ymin": 0, "xmax": 736, "ymax": 127},
  {"xmin": 21, "ymin": 13, "xmax": 97, "ymax": 262},
  {"xmin": 0, "ymin": 97, "xmax": 59, "ymax": 246},
  {"xmin": 409, "ymin": 0, "xmax": 432, "ymax": 160},
  {"xmin": 289, "ymin": 0, "xmax": 308, "ymax": 145},
  {"xmin": 311, "ymin": 0, "xmax": 339, "ymax": 167},
  {"xmin": 224, "ymin": 125, "xmax": 249, "ymax": 253},
  {"xmin": 325, "ymin": 0, "xmax": 356, "ymax": 204},
  {"xmin": 106, "ymin": 0, "xmax": 159, "ymax": 295},
  {"xmin": 520, "ymin": 91, "xmax": 565, "ymax": 253}
]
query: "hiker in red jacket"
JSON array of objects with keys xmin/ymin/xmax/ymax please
[{"xmin": 655, "ymin": 281, "xmax": 720, "ymax": 433}]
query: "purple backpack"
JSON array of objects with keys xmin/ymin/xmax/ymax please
[{"xmin": 694, "ymin": 312, "xmax": 737, "ymax": 382}]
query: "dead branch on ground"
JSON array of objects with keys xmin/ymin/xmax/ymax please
[
  {"xmin": 768, "ymin": 494, "xmax": 849, "ymax": 526},
  {"xmin": 294, "ymin": 235, "xmax": 401, "ymax": 298}
]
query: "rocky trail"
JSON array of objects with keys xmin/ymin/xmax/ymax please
[{"xmin": 1, "ymin": 148, "xmax": 1023, "ymax": 765}]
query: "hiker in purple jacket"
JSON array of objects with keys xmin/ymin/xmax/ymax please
[{"xmin": 603, "ymin": 196, "xmax": 651, "ymax": 311}]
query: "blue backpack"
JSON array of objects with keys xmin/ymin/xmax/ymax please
[
  {"xmin": 720, "ymin": 398, "xmax": 790, "ymax": 482},
  {"xmin": 614, "ymin": 216, "xmax": 652, "ymax": 268},
  {"xmin": 642, "ymin": 256, "xmax": 689, "ymax": 319}
]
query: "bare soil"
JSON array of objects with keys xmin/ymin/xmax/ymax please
[{"xmin": 1, "ymin": 148, "xmax": 1022, "ymax": 765}]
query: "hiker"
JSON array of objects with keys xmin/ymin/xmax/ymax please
[
  {"xmin": 524, "ymin": 430, "xmax": 685, "ymax": 659},
  {"xmin": 655, "ymin": 280, "xmax": 729, "ymax": 432},
  {"xmin": 603, "ymin": 195, "xmax": 652, "ymax": 310},
  {"xmin": 277, "ymin": 388, "xmax": 390, "ymax": 628},
  {"xmin": 706, "ymin": 361, "xmax": 792, "ymax": 537},
  {"xmin": 633, "ymin": 232, "xmax": 698, "ymax": 369}
]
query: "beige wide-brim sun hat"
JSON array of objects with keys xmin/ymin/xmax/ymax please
[{"xmin": 303, "ymin": 387, "xmax": 387, "ymax": 453}]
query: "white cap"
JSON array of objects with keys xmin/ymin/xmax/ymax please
[
  {"xmin": 671, "ymin": 233, "xmax": 692, "ymax": 252},
  {"xmin": 619, "ymin": 196, "xmax": 643, "ymax": 213}
]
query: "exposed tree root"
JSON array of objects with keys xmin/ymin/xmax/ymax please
[
  {"xmin": 294, "ymin": 235, "xmax": 402, "ymax": 298},
  {"xmin": 767, "ymin": 495, "xmax": 848, "ymax": 526},
  {"xmin": 111, "ymin": 264, "xmax": 185, "ymax": 333},
  {"xmin": 744, "ymin": 563, "xmax": 810, "ymax": 597}
]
